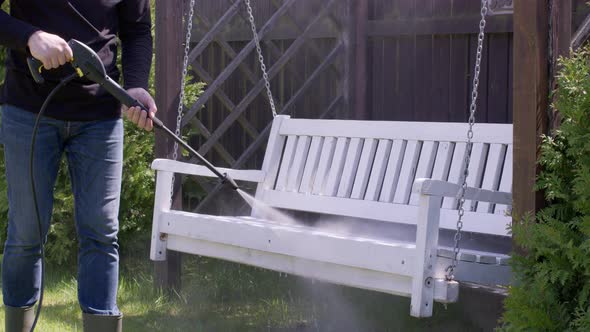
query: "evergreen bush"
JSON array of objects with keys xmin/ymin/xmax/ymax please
[{"xmin": 500, "ymin": 47, "xmax": 590, "ymax": 331}]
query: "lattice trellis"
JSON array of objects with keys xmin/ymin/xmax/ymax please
[{"xmin": 177, "ymin": 0, "xmax": 353, "ymax": 211}]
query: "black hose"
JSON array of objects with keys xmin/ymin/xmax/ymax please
[{"xmin": 28, "ymin": 73, "xmax": 78, "ymax": 332}]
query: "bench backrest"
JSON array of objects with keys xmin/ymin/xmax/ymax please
[{"xmin": 253, "ymin": 116, "xmax": 513, "ymax": 237}]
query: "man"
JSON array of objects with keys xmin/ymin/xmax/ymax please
[{"xmin": 0, "ymin": 1, "xmax": 156, "ymax": 331}]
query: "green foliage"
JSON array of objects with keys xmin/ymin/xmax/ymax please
[
  {"xmin": 0, "ymin": 4, "xmax": 205, "ymax": 264},
  {"xmin": 500, "ymin": 47, "xmax": 590, "ymax": 331}
]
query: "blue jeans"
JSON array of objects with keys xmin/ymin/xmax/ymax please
[{"xmin": 1, "ymin": 104, "xmax": 123, "ymax": 315}]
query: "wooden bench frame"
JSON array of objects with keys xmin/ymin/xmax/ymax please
[{"xmin": 150, "ymin": 115, "xmax": 513, "ymax": 317}]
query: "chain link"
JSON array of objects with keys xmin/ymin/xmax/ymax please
[
  {"xmin": 170, "ymin": 0, "xmax": 196, "ymax": 202},
  {"xmin": 446, "ymin": 0, "xmax": 487, "ymax": 281},
  {"xmin": 244, "ymin": 0, "xmax": 278, "ymax": 117}
]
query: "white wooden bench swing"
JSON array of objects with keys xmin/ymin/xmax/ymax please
[{"xmin": 150, "ymin": 0, "xmax": 512, "ymax": 318}]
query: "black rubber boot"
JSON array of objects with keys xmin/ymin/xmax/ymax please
[
  {"xmin": 82, "ymin": 313, "xmax": 123, "ymax": 332},
  {"xmin": 5, "ymin": 305, "xmax": 35, "ymax": 332}
]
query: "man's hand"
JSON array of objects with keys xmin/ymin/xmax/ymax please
[
  {"xmin": 123, "ymin": 88, "xmax": 157, "ymax": 131},
  {"xmin": 27, "ymin": 31, "xmax": 73, "ymax": 70}
]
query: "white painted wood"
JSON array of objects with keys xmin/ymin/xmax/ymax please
[
  {"xmin": 431, "ymin": 142, "xmax": 454, "ymax": 181},
  {"xmin": 150, "ymin": 170, "xmax": 173, "ymax": 261},
  {"xmin": 312, "ymin": 137, "xmax": 337, "ymax": 195},
  {"xmin": 478, "ymin": 144, "xmax": 507, "ymax": 213},
  {"xmin": 409, "ymin": 141, "xmax": 439, "ymax": 205},
  {"xmin": 255, "ymin": 115, "xmax": 288, "ymax": 192},
  {"xmin": 442, "ymin": 142, "xmax": 467, "ymax": 209},
  {"xmin": 324, "ymin": 137, "xmax": 350, "ymax": 196},
  {"xmin": 337, "ymin": 138, "xmax": 363, "ymax": 198},
  {"xmin": 151, "ymin": 159, "xmax": 266, "ymax": 183},
  {"xmin": 351, "ymin": 139, "xmax": 379, "ymax": 199},
  {"xmin": 412, "ymin": 179, "xmax": 512, "ymax": 206},
  {"xmin": 252, "ymin": 115, "xmax": 289, "ymax": 217},
  {"xmin": 275, "ymin": 135, "xmax": 298, "ymax": 191},
  {"xmin": 279, "ymin": 119, "xmax": 512, "ymax": 145},
  {"xmin": 411, "ymin": 194, "xmax": 442, "ymax": 317},
  {"xmin": 379, "ymin": 140, "xmax": 407, "ymax": 203},
  {"xmin": 286, "ymin": 136, "xmax": 311, "ymax": 192},
  {"xmin": 394, "ymin": 141, "xmax": 423, "ymax": 204},
  {"xmin": 299, "ymin": 136, "xmax": 324, "ymax": 194},
  {"xmin": 465, "ymin": 143, "xmax": 490, "ymax": 211},
  {"xmin": 150, "ymin": 116, "xmax": 514, "ymax": 319},
  {"xmin": 365, "ymin": 140, "xmax": 393, "ymax": 201},
  {"xmin": 160, "ymin": 211, "xmax": 417, "ymax": 276},
  {"xmin": 165, "ymin": 234, "xmax": 416, "ymax": 298},
  {"xmin": 495, "ymin": 146, "xmax": 513, "ymax": 215},
  {"xmin": 259, "ymin": 189, "xmax": 511, "ymax": 236}
]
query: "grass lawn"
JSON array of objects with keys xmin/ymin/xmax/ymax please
[{"xmin": 0, "ymin": 246, "xmax": 501, "ymax": 331}]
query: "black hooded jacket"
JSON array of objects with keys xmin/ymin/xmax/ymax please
[{"xmin": 0, "ymin": 0, "xmax": 152, "ymax": 121}]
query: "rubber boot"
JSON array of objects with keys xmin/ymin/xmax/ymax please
[
  {"xmin": 5, "ymin": 305, "xmax": 35, "ymax": 332},
  {"xmin": 82, "ymin": 313, "xmax": 123, "ymax": 332}
]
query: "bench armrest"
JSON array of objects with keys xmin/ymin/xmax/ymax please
[
  {"xmin": 412, "ymin": 178, "xmax": 512, "ymax": 205},
  {"xmin": 151, "ymin": 159, "xmax": 266, "ymax": 183}
]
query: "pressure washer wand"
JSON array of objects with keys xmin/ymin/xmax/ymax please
[
  {"xmin": 108, "ymin": 83, "xmax": 239, "ymax": 191},
  {"xmin": 27, "ymin": 39, "xmax": 239, "ymax": 190},
  {"xmin": 116, "ymin": 90, "xmax": 239, "ymax": 191}
]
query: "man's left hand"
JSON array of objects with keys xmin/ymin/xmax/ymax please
[{"xmin": 123, "ymin": 88, "xmax": 157, "ymax": 131}]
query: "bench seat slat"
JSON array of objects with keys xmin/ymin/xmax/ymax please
[
  {"xmin": 165, "ymin": 233, "xmax": 418, "ymax": 298},
  {"xmin": 160, "ymin": 211, "xmax": 417, "ymax": 276}
]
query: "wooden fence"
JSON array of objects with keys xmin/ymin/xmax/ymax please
[{"xmin": 165, "ymin": 0, "xmax": 515, "ymax": 173}]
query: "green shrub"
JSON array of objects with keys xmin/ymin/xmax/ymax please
[{"xmin": 500, "ymin": 47, "xmax": 590, "ymax": 331}]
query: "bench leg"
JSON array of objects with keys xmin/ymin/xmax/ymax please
[
  {"xmin": 411, "ymin": 195, "xmax": 442, "ymax": 317},
  {"xmin": 151, "ymin": 170, "xmax": 181, "ymax": 292},
  {"xmin": 154, "ymin": 251, "xmax": 182, "ymax": 292}
]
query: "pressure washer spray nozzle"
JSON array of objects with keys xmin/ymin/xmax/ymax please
[{"xmin": 222, "ymin": 173, "xmax": 239, "ymax": 191}]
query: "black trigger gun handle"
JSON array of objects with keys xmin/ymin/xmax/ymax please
[{"xmin": 27, "ymin": 57, "xmax": 45, "ymax": 84}]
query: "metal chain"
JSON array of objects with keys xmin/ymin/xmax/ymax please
[
  {"xmin": 244, "ymin": 0, "xmax": 278, "ymax": 117},
  {"xmin": 446, "ymin": 0, "xmax": 487, "ymax": 281},
  {"xmin": 170, "ymin": 0, "xmax": 196, "ymax": 202}
]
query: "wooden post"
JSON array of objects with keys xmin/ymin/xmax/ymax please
[
  {"xmin": 550, "ymin": 0, "xmax": 572, "ymax": 129},
  {"xmin": 154, "ymin": 0, "xmax": 184, "ymax": 291},
  {"xmin": 512, "ymin": 1, "xmax": 550, "ymax": 218},
  {"xmin": 345, "ymin": 0, "xmax": 369, "ymax": 120}
]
